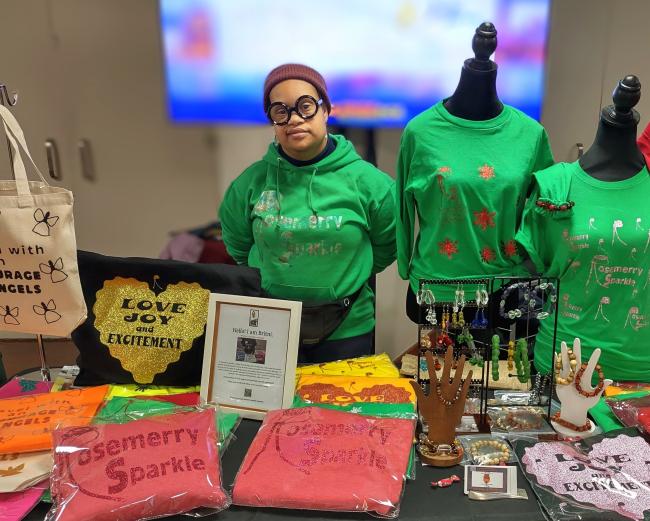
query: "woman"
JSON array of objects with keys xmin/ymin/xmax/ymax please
[{"xmin": 219, "ymin": 64, "xmax": 396, "ymax": 363}]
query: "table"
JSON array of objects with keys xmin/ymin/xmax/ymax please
[{"xmin": 26, "ymin": 419, "xmax": 545, "ymax": 521}]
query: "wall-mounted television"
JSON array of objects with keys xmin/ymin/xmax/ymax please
[{"xmin": 160, "ymin": 0, "xmax": 550, "ymax": 127}]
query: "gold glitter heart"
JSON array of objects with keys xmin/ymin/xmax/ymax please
[{"xmin": 93, "ymin": 277, "xmax": 209, "ymax": 383}]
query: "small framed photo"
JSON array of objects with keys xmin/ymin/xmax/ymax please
[
  {"xmin": 464, "ymin": 465, "xmax": 517, "ymax": 495},
  {"xmin": 200, "ymin": 293, "xmax": 302, "ymax": 420}
]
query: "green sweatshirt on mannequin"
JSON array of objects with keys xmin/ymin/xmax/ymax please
[
  {"xmin": 219, "ymin": 134, "xmax": 396, "ymax": 341},
  {"xmin": 396, "ymin": 102, "xmax": 554, "ymax": 301}
]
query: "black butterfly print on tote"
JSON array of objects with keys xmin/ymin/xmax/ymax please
[
  {"xmin": 0, "ymin": 305, "xmax": 20, "ymax": 325},
  {"xmin": 39, "ymin": 257, "xmax": 68, "ymax": 283},
  {"xmin": 33, "ymin": 299, "xmax": 62, "ymax": 324},
  {"xmin": 32, "ymin": 208, "xmax": 59, "ymax": 237}
]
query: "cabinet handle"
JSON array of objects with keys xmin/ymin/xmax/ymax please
[
  {"xmin": 78, "ymin": 138, "xmax": 96, "ymax": 181},
  {"xmin": 45, "ymin": 138, "xmax": 62, "ymax": 180},
  {"xmin": 576, "ymin": 142, "xmax": 584, "ymax": 159}
]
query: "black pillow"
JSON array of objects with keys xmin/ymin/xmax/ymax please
[{"xmin": 72, "ymin": 250, "xmax": 261, "ymax": 386}]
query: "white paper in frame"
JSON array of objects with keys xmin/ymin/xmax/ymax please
[{"xmin": 200, "ymin": 293, "xmax": 302, "ymax": 420}]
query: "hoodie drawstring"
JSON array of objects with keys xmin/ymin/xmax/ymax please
[
  {"xmin": 275, "ymin": 158, "xmax": 282, "ymax": 229},
  {"xmin": 308, "ymin": 166, "xmax": 318, "ymax": 217}
]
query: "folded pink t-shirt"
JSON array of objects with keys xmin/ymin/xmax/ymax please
[
  {"xmin": 48, "ymin": 409, "xmax": 230, "ymax": 521},
  {"xmin": 232, "ymin": 407, "xmax": 415, "ymax": 518}
]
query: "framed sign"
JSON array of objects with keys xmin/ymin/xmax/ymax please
[
  {"xmin": 464, "ymin": 465, "xmax": 517, "ymax": 495},
  {"xmin": 200, "ymin": 293, "xmax": 302, "ymax": 420}
]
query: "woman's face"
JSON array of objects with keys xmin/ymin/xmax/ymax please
[{"xmin": 268, "ymin": 79, "xmax": 328, "ymax": 161}]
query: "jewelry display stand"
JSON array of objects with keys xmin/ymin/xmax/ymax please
[
  {"xmin": 551, "ymin": 340, "xmax": 612, "ymax": 437},
  {"xmin": 416, "ymin": 278, "xmax": 490, "ymax": 429},
  {"xmin": 485, "ymin": 276, "xmax": 560, "ymax": 428},
  {"xmin": 411, "ymin": 348, "xmax": 472, "ymax": 467},
  {"xmin": 416, "ymin": 276, "xmax": 560, "ymax": 433}
]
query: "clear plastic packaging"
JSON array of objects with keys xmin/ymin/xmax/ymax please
[
  {"xmin": 0, "ymin": 385, "xmax": 109, "ymax": 454},
  {"xmin": 513, "ymin": 429, "xmax": 650, "ymax": 521},
  {"xmin": 459, "ymin": 434, "xmax": 516, "ymax": 466},
  {"xmin": 607, "ymin": 394, "xmax": 650, "ymax": 435},
  {"xmin": 489, "ymin": 406, "xmax": 554, "ymax": 435},
  {"xmin": 93, "ymin": 396, "xmax": 240, "ymax": 453},
  {"xmin": 46, "ymin": 408, "xmax": 231, "ymax": 521},
  {"xmin": 290, "ymin": 396, "xmax": 417, "ymax": 480},
  {"xmin": 232, "ymin": 406, "xmax": 415, "ymax": 518}
]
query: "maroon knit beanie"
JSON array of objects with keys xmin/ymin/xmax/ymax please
[{"xmin": 263, "ymin": 63, "xmax": 332, "ymax": 114}]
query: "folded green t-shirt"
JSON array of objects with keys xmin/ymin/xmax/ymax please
[
  {"xmin": 590, "ymin": 390, "xmax": 650, "ymax": 433},
  {"xmin": 94, "ymin": 396, "xmax": 240, "ymax": 444}
]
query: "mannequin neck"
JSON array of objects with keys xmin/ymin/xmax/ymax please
[
  {"xmin": 443, "ymin": 60, "xmax": 503, "ymax": 121},
  {"xmin": 579, "ymin": 119, "xmax": 646, "ymax": 181}
]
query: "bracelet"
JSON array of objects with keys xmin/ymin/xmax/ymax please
[
  {"xmin": 499, "ymin": 282, "xmax": 528, "ymax": 320},
  {"xmin": 419, "ymin": 435, "xmax": 462, "ymax": 457},
  {"xmin": 574, "ymin": 362, "xmax": 605, "ymax": 398},
  {"xmin": 530, "ymin": 282, "xmax": 557, "ymax": 320},
  {"xmin": 495, "ymin": 410, "xmax": 543, "ymax": 431},
  {"xmin": 469, "ymin": 439, "xmax": 511, "ymax": 465},
  {"xmin": 554, "ymin": 348, "xmax": 577, "ymax": 385},
  {"xmin": 491, "ymin": 335, "xmax": 500, "ymax": 381},
  {"xmin": 499, "ymin": 281, "xmax": 557, "ymax": 320},
  {"xmin": 552, "ymin": 411, "xmax": 592, "ymax": 433},
  {"xmin": 514, "ymin": 338, "xmax": 531, "ymax": 383}
]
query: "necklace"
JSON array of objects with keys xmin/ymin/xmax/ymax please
[{"xmin": 435, "ymin": 380, "xmax": 462, "ymax": 407}]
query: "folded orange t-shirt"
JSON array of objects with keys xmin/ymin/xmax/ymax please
[
  {"xmin": 0, "ymin": 385, "xmax": 109, "ymax": 454},
  {"xmin": 296, "ymin": 375, "xmax": 416, "ymax": 406}
]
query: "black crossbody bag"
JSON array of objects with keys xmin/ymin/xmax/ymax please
[{"xmin": 298, "ymin": 286, "xmax": 364, "ymax": 346}]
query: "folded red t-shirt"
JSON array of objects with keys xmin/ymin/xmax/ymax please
[
  {"xmin": 48, "ymin": 409, "xmax": 230, "ymax": 521},
  {"xmin": 232, "ymin": 407, "xmax": 415, "ymax": 518}
]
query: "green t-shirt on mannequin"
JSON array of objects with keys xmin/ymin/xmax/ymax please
[
  {"xmin": 396, "ymin": 102, "xmax": 554, "ymax": 300},
  {"xmin": 516, "ymin": 161, "xmax": 650, "ymax": 381}
]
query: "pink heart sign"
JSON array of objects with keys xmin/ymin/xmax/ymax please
[{"xmin": 522, "ymin": 434, "xmax": 650, "ymax": 520}]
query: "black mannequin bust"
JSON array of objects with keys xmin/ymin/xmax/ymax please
[
  {"xmin": 443, "ymin": 22, "xmax": 504, "ymax": 121},
  {"xmin": 579, "ymin": 75, "xmax": 646, "ymax": 181},
  {"xmin": 406, "ymin": 23, "xmax": 505, "ymax": 323}
]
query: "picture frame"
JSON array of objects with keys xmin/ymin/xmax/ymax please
[
  {"xmin": 464, "ymin": 465, "xmax": 517, "ymax": 495},
  {"xmin": 200, "ymin": 293, "xmax": 302, "ymax": 420}
]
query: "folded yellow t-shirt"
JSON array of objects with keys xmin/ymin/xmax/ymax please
[
  {"xmin": 296, "ymin": 375, "xmax": 416, "ymax": 405},
  {"xmin": 296, "ymin": 352, "xmax": 400, "ymax": 378}
]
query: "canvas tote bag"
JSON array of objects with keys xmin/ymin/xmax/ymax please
[{"xmin": 0, "ymin": 104, "xmax": 86, "ymax": 336}]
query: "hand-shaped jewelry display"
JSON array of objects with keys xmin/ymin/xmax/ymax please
[
  {"xmin": 552, "ymin": 338, "xmax": 612, "ymax": 436},
  {"xmin": 410, "ymin": 347, "xmax": 473, "ymax": 466}
]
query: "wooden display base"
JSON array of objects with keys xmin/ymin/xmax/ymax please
[{"xmin": 418, "ymin": 443, "xmax": 464, "ymax": 467}]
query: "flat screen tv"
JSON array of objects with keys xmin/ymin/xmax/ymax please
[{"xmin": 160, "ymin": 0, "xmax": 550, "ymax": 127}]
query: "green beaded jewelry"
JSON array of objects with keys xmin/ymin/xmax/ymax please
[
  {"xmin": 491, "ymin": 335, "xmax": 500, "ymax": 381},
  {"xmin": 514, "ymin": 338, "xmax": 531, "ymax": 383}
]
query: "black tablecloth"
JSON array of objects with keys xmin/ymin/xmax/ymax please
[{"xmin": 26, "ymin": 419, "xmax": 546, "ymax": 521}]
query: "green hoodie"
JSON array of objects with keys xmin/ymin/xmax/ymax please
[{"xmin": 219, "ymin": 134, "xmax": 396, "ymax": 340}]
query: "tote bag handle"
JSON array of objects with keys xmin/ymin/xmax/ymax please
[{"xmin": 0, "ymin": 104, "xmax": 49, "ymax": 206}]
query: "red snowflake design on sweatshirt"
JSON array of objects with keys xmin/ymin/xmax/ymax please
[
  {"xmin": 437, "ymin": 166, "xmax": 452, "ymax": 175},
  {"xmin": 481, "ymin": 246, "xmax": 496, "ymax": 263},
  {"xmin": 478, "ymin": 164, "xmax": 495, "ymax": 180},
  {"xmin": 438, "ymin": 238, "xmax": 459, "ymax": 259},
  {"xmin": 473, "ymin": 208, "xmax": 496, "ymax": 231},
  {"xmin": 502, "ymin": 239, "xmax": 519, "ymax": 258}
]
